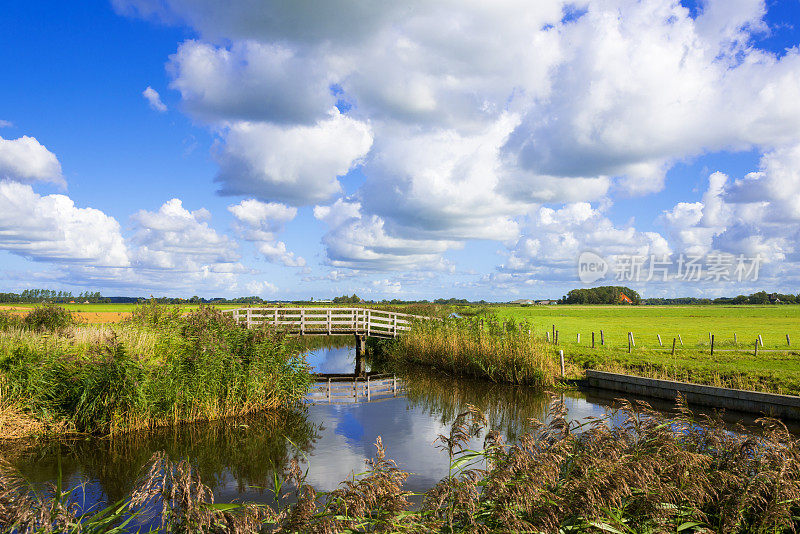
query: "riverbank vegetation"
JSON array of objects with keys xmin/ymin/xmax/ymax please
[
  {"xmin": 3, "ymin": 398, "xmax": 799, "ymax": 533},
  {"xmin": 375, "ymin": 317, "xmax": 558, "ymax": 386},
  {"xmin": 0, "ymin": 304, "xmax": 310, "ymax": 437}
]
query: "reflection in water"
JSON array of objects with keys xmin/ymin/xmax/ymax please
[
  {"xmin": 5, "ymin": 410, "xmax": 317, "ymax": 505},
  {"xmin": 2, "ymin": 345, "xmax": 771, "ymax": 523},
  {"xmin": 304, "ymin": 344, "xmax": 371, "ymax": 375}
]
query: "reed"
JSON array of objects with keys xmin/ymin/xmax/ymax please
[
  {"xmin": 378, "ymin": 317, "xmax": 558, "ymax": 386},
  {"xmin": 0, "ymin": 304, "xmax": 311, "ymax": 436}
]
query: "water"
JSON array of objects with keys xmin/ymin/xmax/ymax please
[{"xmin": 2, "ymin": 344, "xmax": 789, "ymax": 526}]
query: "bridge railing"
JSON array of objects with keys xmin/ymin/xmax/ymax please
[{"xmin": 221, "ymin": 307, "xmax": 422, "ymax": 337}]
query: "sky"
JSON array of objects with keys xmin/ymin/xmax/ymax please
[{"xmin": 2, "ymin": 0, "xmax": 800, "ymax": 301}]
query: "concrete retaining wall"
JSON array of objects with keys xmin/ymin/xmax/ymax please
[{"xmin": 585, "ymin": 370, "xmax": 800, "ymax": 420}]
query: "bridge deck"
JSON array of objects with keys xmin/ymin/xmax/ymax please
[{"xmin": 223, "ymin": 307, "xmax": 424, "ymax": 338}]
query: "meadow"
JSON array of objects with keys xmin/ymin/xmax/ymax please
[{"xmin": 489, "ymin": 304, "xmax": 800, "ymax": 350}]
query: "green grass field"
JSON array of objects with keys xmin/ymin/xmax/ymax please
[
  {"xmin": 485, "ymin": 305, "xmax": 800, "ymax": 395},
  {"xmin": 490, "ymin": 305, "xmax": 800, "ymax": 349}
]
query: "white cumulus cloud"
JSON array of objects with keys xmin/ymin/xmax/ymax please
[
  {"xmin": 142, "ymin": 86, "xmax": 167, "ymax": 112},
  {"xmin": 0, "ymin": 135, "xmax": 62, "ymax": 185},
  {"xmin": 215, "ymin": 109, "xmax": 373, "ymax": 205},
  {"xmin": 0, "ymin": 181, "xmax": 129, "ymax": 266}
]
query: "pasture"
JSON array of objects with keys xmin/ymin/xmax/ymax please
[
  {"xmin": 487, "ymin": 304, "xmax": 800, "ymax": 395},
  {"xmin": 490, "ymin": 304, "xmax": 800, "ymax": 350}
]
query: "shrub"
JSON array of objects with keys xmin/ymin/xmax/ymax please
[{"xmin": 22, "ymin": 304, "xmax": 76, "ymax": 332}]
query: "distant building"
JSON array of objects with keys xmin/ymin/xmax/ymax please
[
  {"xmin": 510, "ymin": 299, "xmax": 534, "ymax": 305},
  {"xmin": 317, "ymin": 299, "xmax": 333, "ymax": 303},
  {"xmin": 536, "ymin": 300, "xmax": 557, "ymax": 305}
]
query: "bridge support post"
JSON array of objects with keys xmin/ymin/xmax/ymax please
[{"xmin": 355, "ymin": 334, "xmax": 367, "ymax": 376}]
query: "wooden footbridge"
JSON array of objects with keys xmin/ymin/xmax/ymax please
[{"xmin": 222, "ymin": 307, "xmax": 422, "ymax": 339}]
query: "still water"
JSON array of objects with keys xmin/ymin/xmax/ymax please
[{"xmin": 2, "ymin": 344, "xmax": 776, "ymax": 525}]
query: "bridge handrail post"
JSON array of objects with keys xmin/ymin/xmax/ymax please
[
  {"xmin": 246, "ymin": 308, "xmax": 252, "ymax": 328},
  {"xmin": 274, "ymin": 309, "xmax": 278, "ymax": 329},
  {"xmin": 367, "ymin": 310, "xmax": 371, "ymax": 336},
  {"xmin": 327, "ymin": 309, "xmax": 331, "ymax": 335},
  {"xmin": 300, "ymin": 309, "xmax": 305, "ymax": 335}
]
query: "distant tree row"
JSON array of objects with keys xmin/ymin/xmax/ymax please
[
  {"xmin": 561, "ymin": 286, "xmax": 642, "ymax": 305},
  {"xmin": 643, "ymin": 291, "xmax": 798, "ymax": 305},
  {"xmin": 0, "ymin": 289, "xmax": 104, "ymax": 303}
]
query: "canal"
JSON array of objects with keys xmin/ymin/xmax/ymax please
[{"xmin": 3, "ymin": 342, "xmax": 792, "ymax": 530}]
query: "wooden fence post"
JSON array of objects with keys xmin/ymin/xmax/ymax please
[
  {"xmin": 577, "ymin": 333, "xmax": 580, "ymax": 343},
  {"xmin": 671, "ymin": 337, "xmax": 676, "ymax": 356},
  {"xmin": 754, "ymin": 339, "xmax": 759, "ymax": 357},
  {"xmin": 758, "ymin": 334, "xmax": 764, "ymax": 348},
  {"xmin": 555, "ymin": 330, "xmax": 559, "ymax": 344},
  {"xmin": 787, "ymin": 334, "xmax": 791, "ymax": 347},
  {"xmin": 678, "ymin": 334, "xmax": 683, "ymax": 346},
  {"xmin": 710, "ymin": 334, "xmax": 714, "ymax": 357},
  {"xmin": 592, "ymin": 332, "xmax": 595, "ymax": 348},
  {"xmin": 657, "ymin": 334, "xmax": 662, "ymax": 347},
  {"xmin": 734, "ymin": 332, "xmax": 737, "ymax": 344},
  {"xmin": 629, "ymin": 332, "xmax": 635, "ymax": 347},
  {"xmin": 559, "ymin": 350, "xmax": 565, "ymax": 378},
  {"xmin": 546, "ymin": 331, "xmax": 550, "ymax": 342},
  {"xmin": 600, "ymin": 330, "xmax": 604, "ymax": 346},
  {"xmin": 628, "ymin": 332, "xmax": 632, "ymax": 353}
]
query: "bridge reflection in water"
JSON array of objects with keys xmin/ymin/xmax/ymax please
[{"xmin": 305, "ymin": 373, "xmax": 404, "ymax": 404}]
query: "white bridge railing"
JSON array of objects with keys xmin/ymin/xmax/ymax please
[{"xmin": 222, "ymin": 307, "xmax": 424, "ymax": 338}]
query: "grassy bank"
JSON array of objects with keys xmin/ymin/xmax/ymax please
[
  {"xmin": 0, "ymin": 304, "xmax": 310, "ymax": 437},
  {"xmin": 375, "ymin": 318, "xmax": 558, "ymax": 386},
  {"xmin": 3, "ymin": 398, "xmax": 799, "ymax": 533}
]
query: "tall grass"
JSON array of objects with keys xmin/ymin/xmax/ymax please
[
  {"xmin": 0, "ymin": 304, "xmax": 311, "ymax": 435},
  {"xmin": 378, "ymin": 318, "xmax": 558, "ymax": 386},
  {"xmin": 4, "ymin": 398, "xmax": 800, "ymax": 533}
]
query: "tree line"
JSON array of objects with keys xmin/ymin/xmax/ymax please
[{"xmin": 560, "ymin": 286, "xmax": 642, "ymax": 305}]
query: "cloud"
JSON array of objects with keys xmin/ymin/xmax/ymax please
[
  {"xmin": 246, "ymin": 280, "xmax": 278, "ymax": 295},
  {"xmin": 662, "ymin": 145, "xmax": 800, "ymax": 264},
  {"xmin": 131, "ymin": 198, "xmax": 240, "ymax": 271},
  {"xmin": 215, "ymin": 109, "xmax": 373, "ymax": 205},
  {"xmin": 118, "ymin": 0, "xmax": 800, "ymax": 277},
  {"xmin": 315, "ymin": 199, "xmax": 457, "ymax": 271},
  {"xmin": 142, "ymin": 86, "xmax": 167, "ymax": 112},
  {"xmin": 168, "ymin": 40, "xmax": 332, "ymax": 124},
  {"xmin": 0, "ymin": 181, "xmax": 129, "ymax": 266},
  {"xmin": 0, "ymin": 135, "xmax": 62, "ymax": 185},
  {"xmin": 499, "ymin": 202, "xmax": 670, "ymax": 283},
  {"xmin": 228, "ymin": 198, "xmax": 305, "ymax": 267},
  {"xmin": 0, "ymin": 120, "xmax": 12, "ymax": 128}
]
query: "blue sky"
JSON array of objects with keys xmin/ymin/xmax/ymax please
[{"xmin": 2, "ymin": 0, "xmax": 800, "ymax": 300}]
